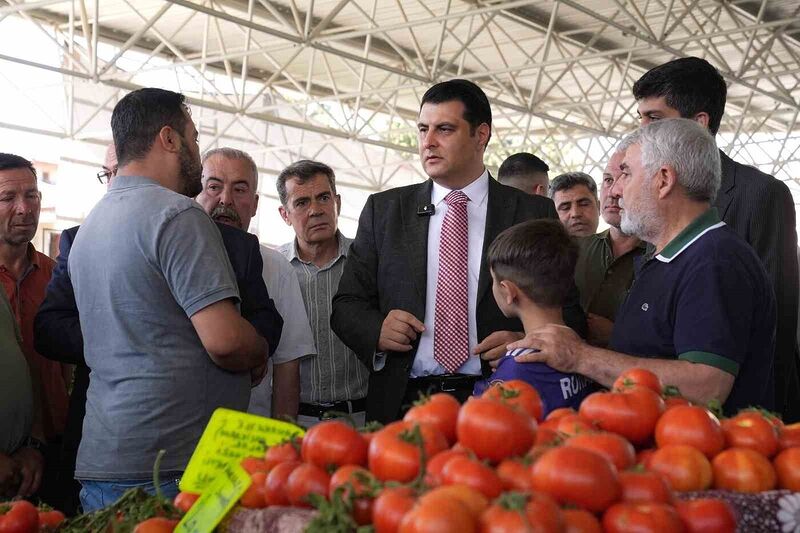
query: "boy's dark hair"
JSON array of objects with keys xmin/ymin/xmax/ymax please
[
  {"xmin": 0, "ymin": 153, "xmax": 36, "ymax": 178},
  {"xmin": 111, "ymin": 88, "xmax": 188, "ymax": 167},
  {"xmin": 421, "ymin": 79, "xmax": 492, "ymax": 146},
  {"xmin": 276, "ymin": 159, "xmax": 337, "ymax": 206},
  {"xmin": 632, "ymin": 57, "xmax": 727, "ymax": 135},
  {"xmin": 489, "ymin": 219, "xmax": 578, "ymax": 307},
  {"xmin": 498, "ymin": 153, "xmax": 549, "ymax": 181}
]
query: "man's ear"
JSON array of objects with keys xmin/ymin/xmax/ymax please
[
  {"xmin": 656, "ymin": 164, "xmax": 679, "ymax": 200},
  {"xmin": 692, "ymin": 112, "xmax": 711, "ymax": 131},
  {"xmin": 251, "ymin": 194, "xmax": 259, "ymax": 218},
  {"xmin": 157, "ymin": 126, "xmax": 180, "ymax": 153},
  {"xmin": 335, "ymin": 194, "xmax": 342, "ymax": 215},
  {"xmin": 476, "ymin": 123, "xmax": 491, "ymax": 151},
  {"xmin": 278, "ymin": 205, "xmax": 291, "ymax": 226}
]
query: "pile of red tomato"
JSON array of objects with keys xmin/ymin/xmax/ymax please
[
  {"xmin": 0, "ymin": 501, "xmax": 64, "ymax": 533},
  {"xmin": 176, "ymin": 369, "xmax": 799, "ymax": 532}
]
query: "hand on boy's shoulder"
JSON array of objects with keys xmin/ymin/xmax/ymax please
[
  {"xmin": 506, "ymin": 324, "xmax": 584, "ymax": 374},
  {"xmin": 476, "ymin": 330, "xmax": 524, "ymax": 366}
]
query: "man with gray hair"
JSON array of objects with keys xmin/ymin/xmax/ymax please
[
  {"xmin": 549, "ymin": 172, "xmax": 600, "ymax": 237},
  {"xmin": 508, "ymin": 118, "xmax": 775, "ymax": 414},
  {"xmin": 276, "ymin": 160, "xmax": 369, "ymax": 428},
  {"xmin": 574, "ymin": 149, "xmax": 646, "ymax": 347},
  {"xmin": 196, "ymin": 147, "xmax": 316, "ymax": 420}
]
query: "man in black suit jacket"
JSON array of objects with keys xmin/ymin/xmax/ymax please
[
  {"xmin": 634, "ymin": 57, "xmax": 800, "ymax": 421},
  {"xmin": 331, "ymin": 80, "xmax": 585, "ymax": 423},
  {"xmin": 33, "ymin": 163, "xmax": 282, "ymax": 514}
]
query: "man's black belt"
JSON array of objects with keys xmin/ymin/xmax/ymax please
[
  {"xmin": 298, "ymin": 398, "xmax": 367, "ymax": 418},
  {"xmin": 406, "ymin": 373, "xmax": 479, "ymax": 395}
]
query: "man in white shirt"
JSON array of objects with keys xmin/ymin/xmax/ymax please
[{"xmin": 196, "ymin": 148, "xmax": 316, "ymax": 419}]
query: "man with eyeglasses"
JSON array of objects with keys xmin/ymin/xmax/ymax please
[{"xmin": 0, "ymin": 153, "xmax": 69, "ymax": 506}]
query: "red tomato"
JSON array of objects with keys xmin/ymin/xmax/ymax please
[
  {"xmin": 619, "ymin": 470, "xmax": 673, "ymax": 504},
  {"xmin": 240, "ymin": 456, "xmax": 270, "ymax": 474},
  {"xmin": 302, "ymin": 420, "xmax": 368, "ymax": 469},
  {"xmin": 654, "ymin": 405, "xmax": 724, "ymax": 458},
  {"xmin": 565, "ymin": 432, "xmax": 636, "ymax": 471},
  {"xmin": 404, "ymin": 393, "xmax": 461, "ymax": 445},
  {"xmin": 264, "ymin": 438, "xmax": 301, "ymax": 469},
  {"xmin": 330, "ymin": 465, "xmax": 375, "ymax": 525},
  {"xmin": 664, "ymin": 396, "xmax": 692, "ymax": 410},
  {"xmin": 440, "ymin": 455, "xmax": 503, "ymax": 499},
  {"xmin": 37, "ymin": 509, "xmax": 65, "ymax": 530},
  {"xmin": 602, "ymin": 502, "xmax": 685, "ymax": 533},
  {"xmin": 612, "ymin": 368, "xmax": 663, "ymax": 394},
  {"xmin": 369, "ymin": 421, "xmax": 448, "ymax": 482},
  {"xmin": 636, "ymin": 448, "xmax": 657, "ymax": 468},
  {"xmin": 373, "ymin": 486, "xmax": 416, "ymax": 533},
  {"xmin": 424, "ymin": 449, "xmax": 469, "ymax": 487},
  {"xmin": 774, "ymin": 446, "xmax": 800, "ymax": 491},
  {"xmin": 287, "ymin": 462, "xmax": 331, "ymax": 508},
  {"xmin": 419, "ymin": 485, "xmax": 488, "ymax": 521},
  {"xmin": 456, "ymin": 397, "xmax": 536, "ymax": 463},
  {"xmin": 721, "ymin": 411, "xmax": 779, "ymax": 457},
  {"xmin": 579, "ymin": 387, "xmax": 665, "ymax": 445},
  {"xmin": 0, "ymin": 501, "xmax": 38, "ymax": 533},
  {"xmin": 132, "ymin": 518, "xmax": 179, "ymax": 533},
  {"xmin": 481, "ymin": 379, "xmax": 544, "ymax": 422},
  {"xmin": 479, "ymin": 504, "xmax": 530, "ymax": 533},
  {"xmin": 546, "ymin": 407, "xmax": 576, "ymax": 421},
  {"xmin": 496, "ymin": 458, "xmax": 533, "ymax": 492},
  {"xmin": 240, "ymin": 471, "xmax": 268, "ymax": 508},
  {"xmin": 712, "ymin": 447, "xmax": 776, "ymax": 493},
  {"xmin": 562, "ymin": 508, "xmax": 603, "ymax": 533},
  {"xmin": 524, "ymin": 492, "xmax": 564, "ymax": 533},
  {"xmin": 647, "ymin": 445, "xmax": 712, "ymax": 492},
  {"xmin": 173, "ymin": 491, "xmax": 200, "ymax": 512},
  {"xmin": 675, "ymin": 498, "xmax": 736, "ymax": 533},
  {"xmin": 264, "ymin": 460, "xmax": 301, "ymax": 506},
  {"xmin": 399, "ymin": 496, "xmax": 476, "ymax": 533},
  {"xmin": 531, "ymin": 446, "xmax": 621, "ymax": 513},
  {"xmin": 555, "ymin": 414, "xmax": 596, "ymax": 437},
  {"xmin": 778, "ymin": 422, "xmax": 800, "ymax": 450},
  {"xmin": 535, "ymin": 427, "xmax": 562, "ymax": 446}
]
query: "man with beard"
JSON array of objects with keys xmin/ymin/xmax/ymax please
[
  {"xmin": 548, "ymin": 172, "xmax": 600, "ymax": 237},
  {"xmin": 196, "ymin": 148, "xmax": 315, "ymax": 420},
  {"xmin": 574, "ymin": 149, "xmax": 645, "ymax": 347},
  {"xmin": 34, "ymin": 144, "xmax": 281, "ymax": 514},
  {"xmin": 507, "ymin": 119, "xmax": 775, "ymax": 415},
  {"xmin": 0, "ymin": 153, "xmax": 66, "ymax": 501},
  {"xmin": 68, "ymin": 88, "xmax": 269, "ymax": 510}
]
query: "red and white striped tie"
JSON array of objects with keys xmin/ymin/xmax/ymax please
[{"xmin": 434, "ymin": 190, "xmax": 470, "ymax": 373}]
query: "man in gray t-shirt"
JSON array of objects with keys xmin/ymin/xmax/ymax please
[{"xmin": 69, "ymin": 88, "xmax": 268, "ymax": 512}]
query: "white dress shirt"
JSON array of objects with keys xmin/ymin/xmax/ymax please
[{"xmin": 410, "ymin": 170, "xmax": 489, "ymax": 377}]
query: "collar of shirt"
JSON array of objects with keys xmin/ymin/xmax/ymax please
[
  {"xmin": 430, "ymin": 169, "xmax": 490, "ymax": 209},
  {"xmin": 0, "ymin": 243, "xmax": 42, "ymax": 280},
  {"xmin": 108, "ymin": 175, "xmax": 161, "ymax": 191},
  {"xmin": 654, "ymin": 208, "xmax": 726, "ymax": 263},
  {"xmin": 285, "ymin": 230, "xmax": 351, "ymax": 267}
]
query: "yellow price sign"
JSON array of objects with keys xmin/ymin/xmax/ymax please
[
  {"xmin": 179, "ymin": 408, "xmax": 304, "ymax": 493},
  {"xmin": 174, "ymin": 461, "xmax": 250, "ymax": 533}
]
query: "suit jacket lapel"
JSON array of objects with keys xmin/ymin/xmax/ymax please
[
  {"xmin": 477, "ymin": 176, "xmax": 516, "ymax": 305},
  {"xmin": 401, "ymin": 180, "xmax": 433, "ymax": 306},
  {"xmin": 715, "ymin": 150, "xmax": 736, "ymax": 220}
]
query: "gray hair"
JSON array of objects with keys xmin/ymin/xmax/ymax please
[
  {"xmin": 548, "ymin": 172, "xmax": 597, "ymax": 200},
  {"xmin": 620, "ymin": 118, "xmax": 720, "ymax": 202},
  {"xmin": 201, "ymin": 147, "xmax": 259, "ymax": 188}
]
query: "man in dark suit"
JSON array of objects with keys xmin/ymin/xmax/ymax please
[
  {"xmin": 633, "ymin": 57, "xmax": 800, "ymax": 421},
  {"xmin": 32, "ymin": 146, "xmax": 282, "ymax": 514},
  {"xmin": 331, "ymin": 80, "xmax": 584, "ymax": 423}
]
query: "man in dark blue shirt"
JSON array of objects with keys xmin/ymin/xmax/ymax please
[{"xmin": 506, "ymin": 118, "xmax": 775, "ymax": 415}]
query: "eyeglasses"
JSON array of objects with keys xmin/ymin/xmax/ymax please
[{"xmin": 96, "ymin": 167, "xmax": 117, "ymax": 184}]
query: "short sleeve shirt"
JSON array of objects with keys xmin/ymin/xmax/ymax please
[
  {"xmin": 610, "ymin": 209, "xmax": 776, "ymax": 414},
  {"xmin": 248, "ymin": 245, "xmax": 316, "ymax": 417},
  {"xmin": 69, "ymin": 175, "xmax": 243, "ymax": 479},
  {"xmin": 473, "ymin": 348, "xmax": 597, "ymax": 416}
]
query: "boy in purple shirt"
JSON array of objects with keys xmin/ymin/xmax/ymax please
[{"xmin": 474, "ymin": 219, "xmax": 597, "ymax": 415}]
